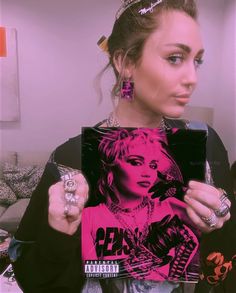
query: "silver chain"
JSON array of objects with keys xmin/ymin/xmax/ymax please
[
  {"xmin": 106, "ymin": 112, "xmax": 168, "ymax": 129},
  {"xmin": 106, "ymin": 197, "xmax": 154, "ymax": 246}
]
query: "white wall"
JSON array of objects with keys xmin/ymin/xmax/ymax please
[
  {"xmin": 0, "ymin": 0, "xmax": 235, "ymax": 163},
  {"xmin": 194, "ymin": 0, "xmax": 236, "ymax": 163},
  {"xmin": 0, "ymin": 0, "xmax": 117, "ymax": 154},
  {"xmin": 217, "ymin": 0, "xmax": 236, "ymax": 164}
]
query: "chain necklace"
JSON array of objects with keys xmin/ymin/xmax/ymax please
[
  {"xmin": 106, "ymin": 112, "xmax": 168, "ymax": 130},
  {"xmin": 106, "ymin": 196, "xmax": 154, "ymax": 246},
  {"xmin": 107, "ymin": 196, "xmax": 149, "ymax": 214},
  {"xmin": 106, "ymin": 198, "xmax": 168, "ymax": 279}
]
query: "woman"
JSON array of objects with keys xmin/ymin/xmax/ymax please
[
  {"xmin": 82, "ymin": 128, "xmax": 199, "ymax": 283},
  {"xmin": 9, "ymin": 0, "xmax": 235, "ymax": 292}
]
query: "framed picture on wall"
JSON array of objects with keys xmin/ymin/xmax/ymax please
[{"xmin": 0, "ymin": 27, "xmax": 20, "ymax": 122}]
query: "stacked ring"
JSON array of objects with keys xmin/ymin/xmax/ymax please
[
  {"xmin": 201, "ymin": 212, "xmax": 217, "ymax": 228},
  {"xmin": 61, "ymin": 172, "xmax": 79, "ymax": 216},
  {"xmin": 64, "ymin": 193, "xmax": 79, "ymax": 205},
  {"xmin": 214, "ymin": 189, "xmax": 230, "ymax": 218},
  {"xmin": 64, "ymin": 179, "xmax": 78, "ymax": 193}
]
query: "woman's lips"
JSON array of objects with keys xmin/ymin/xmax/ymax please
[
  {"xmin": 174, "ymin": 93, "xmax": 191, "ymax": 105},
  {"xmin": 175, "ymin": 96, "xmax": 190, "ymax": 105},
  {"xmin": 137, "ymin": 181, "xmax": 151, "ymax": 187}
]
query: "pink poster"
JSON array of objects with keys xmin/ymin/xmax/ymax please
[{"xmin": 81, "ymin": 127, "xmax": 206, "ymax": 282}]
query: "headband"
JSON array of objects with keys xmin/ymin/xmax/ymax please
[
  {"xmin": 97, "ymin": 0, "xmax": 163, "ymax": 54},
  {"xmin": 116, "ymin": 0, "xmax": 163, "ymax": 20}
]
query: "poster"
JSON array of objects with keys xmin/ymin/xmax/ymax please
[{"xmin": 81, "ymin": 127, "xmax": 206, "ymax": 282}]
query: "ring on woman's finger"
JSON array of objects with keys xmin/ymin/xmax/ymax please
[
  {"xmin": 61, "ymin": 171, "xmax": 78, "ymax": 181},
  {"xmin": 61, "ymin": 172, "xmax": 79, "ymax": 193},
  {"xmin": 64, "ymin": 193, "xmax": 79, "ymax": 205},
  {"xmin": 214, "ymin": 190, "xmax": 230, "ymax": 217},
  {"xmin": 201, "ymin": 212, "xmax": 217, "ymax": 228},
  {"xmin": 64, "ymin": 178, "xmax": 77, "ymax": 193},
  {"xmin": 63, "ymin": 175, "xmax": 78, "ymax": 193}
]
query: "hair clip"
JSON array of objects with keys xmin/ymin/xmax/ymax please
[
  {"xmin": 97, "ymin": 35, "xmax": 109, "ymax": 53},
  {"xmin": 138, "ymin": 0, "xmax": 163, "ymax": 15}
]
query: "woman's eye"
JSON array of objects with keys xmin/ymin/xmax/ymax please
[
  {"xmin": 194, "ymin": 58, "xmax": 204, "ymax": 68},
  {"xmin": 150, "ymin": 162, "xmax": 158, "ymax": 170},
  {"xmin": 167, "ymin": 55, "xmax": 184, "ymax": 65},
  {"xmin": 127, "ymin": 159, "xmax": 143, "ymax": 166}
]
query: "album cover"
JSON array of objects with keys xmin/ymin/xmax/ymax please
[{"xmin": 81, "ymin": 127, "xmax": 207, "ymax": 282}]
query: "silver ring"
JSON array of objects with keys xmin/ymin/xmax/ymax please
[
  {"xmin": 64, "ymin": 204, "xmax": 71, "ymax": 216},
  {"xmin": 61, "ymin": 172, "xmax": 81, "ymax": 215},
  {"xmin": 214, "ymin": 192, "xmax": 230, "ymax": 218},
  {"xmin": 201, "ymin": 212, "xmax": 217, "ymax": 228},
  {"xmin": 61, "ymin": 171, "xmax": 79, "ymax": 181},
  {"xmin": 64, "ymin": 178, "xmax": 77, "ymax": 193},
  {"xmin": 64, "ymin": 193, "xmax": 79, "ymax": 206}
]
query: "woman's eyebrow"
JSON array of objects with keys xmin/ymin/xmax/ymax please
[
  {"xmin": 165, "ymin": 43, "xmax": 205, "ymax": 55},
  {"xmin": 150, "ymin": 159, "xmax": 158, "ymax": 163},
  {"xmin": 126, "ymin": 155, "xmax": 144, "ymax": 160}
]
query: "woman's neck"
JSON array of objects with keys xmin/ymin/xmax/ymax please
[
  {"xmin": 107, "ymin": 194, "xmax": 145, "ymax": 210},
  {"xmin": 114, "ymin": 99, "xmax": 163, "ymax": 128}
]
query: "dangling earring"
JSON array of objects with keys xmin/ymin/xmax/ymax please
[{"xmin": 121, "ymin": 78, "xmax": 134, "ymax": 100}]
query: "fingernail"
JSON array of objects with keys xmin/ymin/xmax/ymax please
[
  {"xmin": 189, "ymin": 180, "xmax": 197, "ymax": 188},
  {"xmin": 184, "ymin": 195, "xmax": 190, "ymax": 202}
]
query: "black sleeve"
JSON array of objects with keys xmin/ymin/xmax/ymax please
[
  {"xmin": 13, "ymin": 225, "xmax": 84, "ymax": 293},
  {"xmin": 196, "ymin": 127, "xmax": 236, "ymax": 293},
  {"xmin": 205, "ymin": 125, "xmax": 236, "ymax": 252},
  {"xmin": 201, "ymin": 125, "xmax": 236, "ymax": 254},
  {"xmin": 11, "ymin": 136, "xmax": 86, "ymax": 293}
]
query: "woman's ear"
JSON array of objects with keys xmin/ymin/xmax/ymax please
[
  {"xmin": 113, "ymin": 50, "xmax": 134, "ymax": 78},
  {"xmin": 107, "ymin": 171, "xmax": 114, "ymax": 187}
]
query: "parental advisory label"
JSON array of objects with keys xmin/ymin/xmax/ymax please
[{"xmin": 84, "ymin": 260, "xmax": 119, "ymax": 278}]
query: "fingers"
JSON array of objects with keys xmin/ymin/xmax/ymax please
[
  {"xmin": 185, "ymin": 195, "xmax": 213, "ymax": 218},
  {"xmin": 48, "ymin": 183, "xmax": 64, "ymax": 214},
  {"xmin": 185, "ymin": 199, "xmax": 224, "ymax": 233},
  {"xmin": 48, "ymin": 173, "xmax": 89, "ymax": 218},
  {"xmin": 186, "ymin": 206, "xmax": 214, "ymax": 233},
  {"xmin": 186, "ymin": 181, "xmax": 231, "ymax": 211},
  {"xmin": 48, "ymin": 172, "xmax": 89, "ymax": 235},
  {"xmin": 184, "ymin": 181, "xmax": 231, "ymax": 233}
]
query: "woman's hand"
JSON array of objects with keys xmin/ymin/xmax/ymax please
[
  {"xmin": 48, "ymin": 173, "xmax": 89, "ymax": 235},
  {"xmin": 184, "ymin": 181, "xmax": 231, "ymax": 233}
]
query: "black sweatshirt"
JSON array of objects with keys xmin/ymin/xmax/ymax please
[{"xmin": 10, "ymin": 121, "xmax": 236, "ymax": 293}]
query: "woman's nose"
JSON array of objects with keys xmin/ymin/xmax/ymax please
[
  {"xmin": 141, "ymin": 173, "xmax": 151, "ymax": 178},
  {"xmin": 182, "ymin": 62, "xmax": 198, "ymax": 90},
  {"xmin": 141, "ymin": 166, "xmax": 152, "ymax": 177}
]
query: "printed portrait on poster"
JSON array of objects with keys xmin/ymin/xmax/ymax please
[{"xmin": 81, "ymin": 127, "xmax": 207, "ymax": 282}]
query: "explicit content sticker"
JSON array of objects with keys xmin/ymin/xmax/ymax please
[{"xmin": 84, "ymin": 260, "xmax": 119, "ymax": 278}]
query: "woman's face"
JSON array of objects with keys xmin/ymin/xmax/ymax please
[
  {"xmin": 113, "ymin": 142, "xmax": 174, "ymax": 200},
  {"xmin": 131, "ymin": 10, "xmax": 204, "ymax": 118}
]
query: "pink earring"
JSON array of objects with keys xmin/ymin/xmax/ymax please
[{"xmin": 121, "ymin": 79, "xmax": 134, "ymax": 100}]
